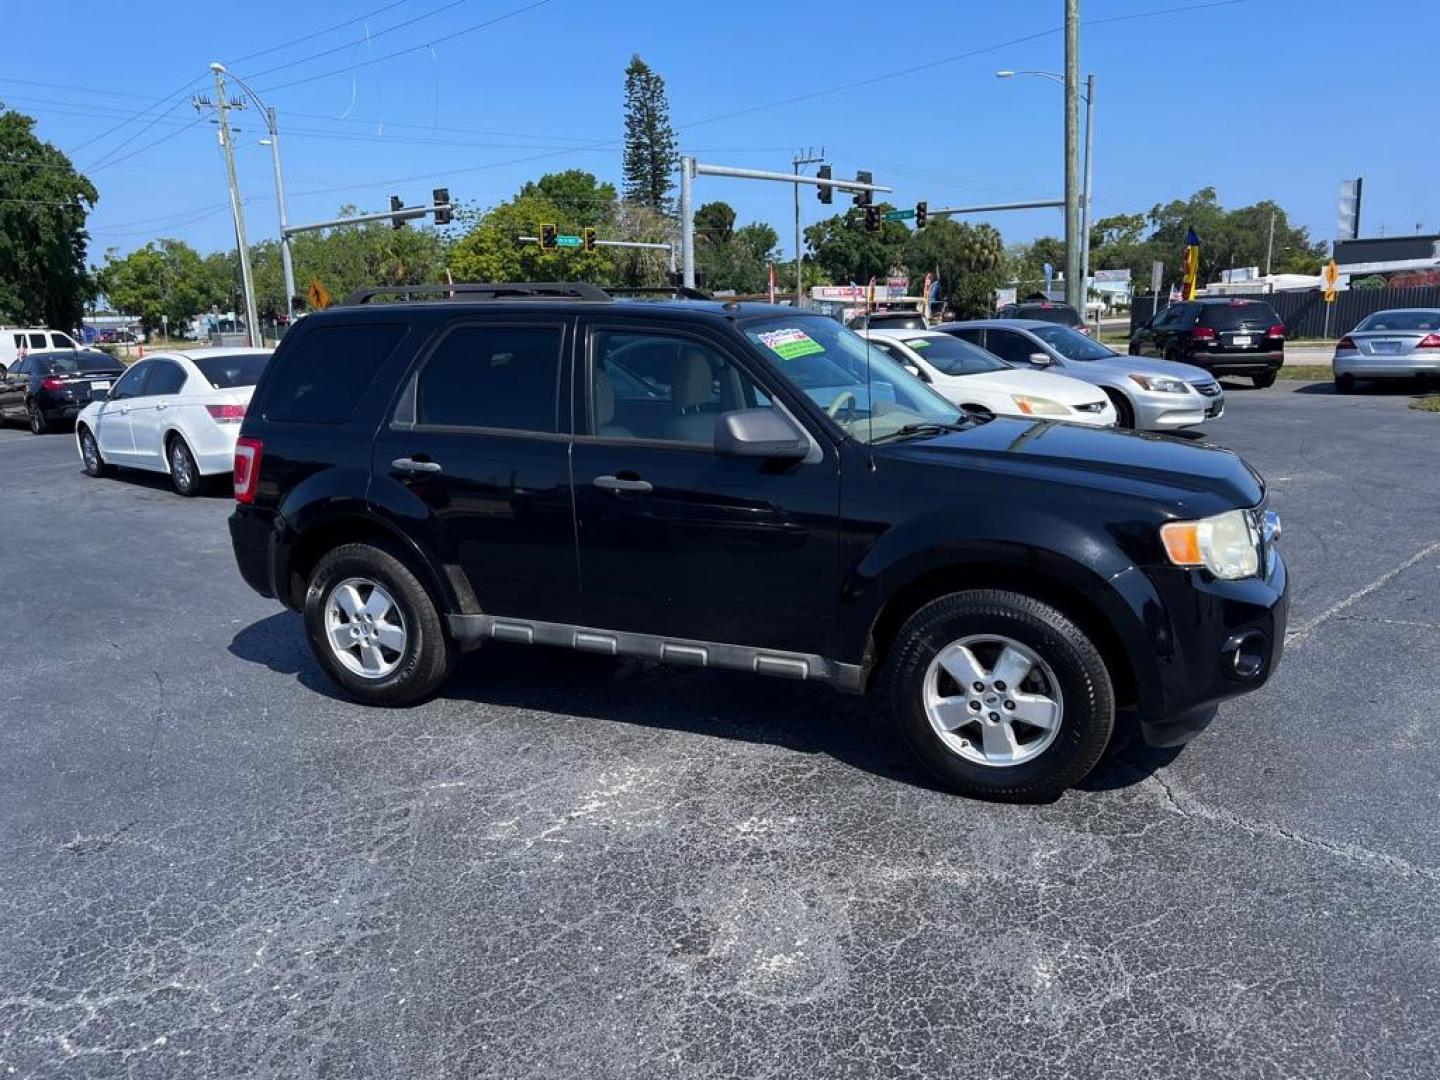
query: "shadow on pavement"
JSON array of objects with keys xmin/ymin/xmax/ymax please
[
  {"xmin": 103, "ymin": 465, "xmax": 235, "ymax": 499},
  {"xmin": 231, "ymin": 611, "xmax": 1172, "ymax": 800}
]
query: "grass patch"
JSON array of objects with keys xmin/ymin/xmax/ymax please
[
  {"xmin": 1410, "ymin": 394, "xmax": 1440, "ymax": 413},
  {"xmin": 1277, "ymin": 364, "xmax": 1332, "ymax": 380}
]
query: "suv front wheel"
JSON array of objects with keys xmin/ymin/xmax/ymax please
[
  {"xmin": 303, "ymin": 542, "xmax": 457, "ymax": 706},
  {"xmin": 887, "ymin": 590, "xmax": 1114, "ymax": 802}
]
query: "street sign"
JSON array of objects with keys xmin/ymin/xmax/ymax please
[
  {"xmin": 306, "ymin": 279, "xmax": 331, "ymax": 310},
  {"xmin": 1323, "ymin": 258, "xmax": 1340, "ymax": 302},
  {"xmin": 883, "ymin": 208, "xmax": 915, "ymax": 222},
  {"xmin": 1150, "ymin": 260, "xmax": 1164, "ymax": 295},
  {"xmin": 556, "ymin": 234, "xmax": 582, "ymax": 248}
]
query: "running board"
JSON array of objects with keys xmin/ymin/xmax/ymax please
[{"xmin": 447, "ymin": 614, "xmax": 863, "ymax": 692}]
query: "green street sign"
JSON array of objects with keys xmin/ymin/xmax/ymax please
[
  {"xmin": 883, "ymin": 209, "xmax": 915, "ymax": 222},
  {"xmin": 556, "ymin": 234, "xmax": 582, "ymax": 248}
]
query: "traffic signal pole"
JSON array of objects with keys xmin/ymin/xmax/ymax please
[{"xmin": 792, "ymin": 148, "xmax": 825, "ymax": 306}]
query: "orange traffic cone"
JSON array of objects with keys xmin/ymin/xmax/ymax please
[{"xmin": 138, "ymin": 344, "xmax": 144, "ymax": 358}]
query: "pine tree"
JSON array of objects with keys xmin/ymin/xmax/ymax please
[{"xmin": 622, "ymin": 55, "xmax": 678, "ymax": 214}]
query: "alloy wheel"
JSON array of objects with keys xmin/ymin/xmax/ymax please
[
  {"xmin": 81, "ymin": 431, "xmax": 100, "ymax": 473},
  {"xmin": 324, "ymin": 577, "xmax": 407, "ymax": 679},
  {"xmin": 922, "ymin": 634, "xmax": 1064, "ymax": 767},
  {"xmin": 171, "ymin": 441, "xmax": 195, "ymax": 492}
]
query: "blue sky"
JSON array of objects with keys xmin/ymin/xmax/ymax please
[{"xmin": 4, "ymin": 0, "xmax": 1434, "ymax": 264}]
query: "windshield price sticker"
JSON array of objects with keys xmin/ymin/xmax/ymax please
[
  {"xmin": 757, "ymin": 327, "xmax": 824, "ymax": 360},
  {"xmin": 904, "ymin": 339, "xmax": 931, "ymax": 349}
]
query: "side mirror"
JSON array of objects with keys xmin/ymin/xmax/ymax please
[
  {"xmin": 714, "ymin": 408, "xmax": 809, "ymax": 461},
  {"xmin": 1028, "ymin": 352, "xmax": 1054, "ymax": 366},
  {"xmin": 902, "ymin": 362, "xmax": 928, "ymax": 382}
]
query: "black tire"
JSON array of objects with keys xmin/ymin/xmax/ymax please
[
  {"xmin": 303, "ymin": 542, "xmax": 457, "ymax": 706},
  {"xmin": 166, "ymin": 435, "xmax": 204, "ymax": 496},
  {"xmin": 886, "ymin": 589, "xmax": 1115, "ymax": 802},
  {"xmin": 1103, "ymin": 387, "xmax": 1136, "ymax": 428},
  {"xmin": 1252, "ymin": 371, "xmax": 1277, "ymax": 389},
  {"xmin": 27, "ymin": 401, "xmax": 48, "ymax": 435},
  {"xmin": 78, "ymin": 425, "xmax": 113, "ymax": 478},
  {"xmin": 1335, "ymin": 374, "xmax": 1356, "ymax": 394}
]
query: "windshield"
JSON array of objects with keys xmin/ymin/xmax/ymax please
[
  {"xmin": 35, "ymin": 353, "xmax": 123, "ymax": 375},
  {"xmin": 195, "ymin": 352, "xmax": 270, "ymax": 388},
  {"xmin": 742, "ymin": 316, "xmax": 963, "ymax": 444},
  {"xmin": 896, "ymin": 335, "xmax": 1008, "ymax": 377},
  {"xmin": 1355, "ymin": 310, "xmax": 1440, "ymax": 332},
  {"xmin": 1030, "ymin": 325, "xmax": 1117, "ymax": 361}
]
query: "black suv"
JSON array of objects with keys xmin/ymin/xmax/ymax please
[
  {"xmin": 229, "ymin": 283, "xmax": 1288, "ymax": 801},
  {"xmin": 1130, "ymin": 298, "xmax": 1286, "ymax": 386}
]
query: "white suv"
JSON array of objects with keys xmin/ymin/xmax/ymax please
[{"xmin": 1, "ymin": 328, "xmax": 82, "ymax": 372}]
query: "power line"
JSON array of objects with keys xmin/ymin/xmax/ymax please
[
  {"xmin": 243, "ymin": 0, "xmax": 470, "ymax": 81},
  {"xmin": 70, "ymin": 74, "xmax": 209, "ymax": 167},
  {"xmin": 224, "ymin": 0, "xmax": 415, "ymax": 65}
]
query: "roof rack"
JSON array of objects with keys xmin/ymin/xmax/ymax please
[
  {"xmin": 341, "ymin": 282, "xmax": 613, "ymax": 306},
  {"xmin": 607, "ymin": 286, "xmax": 712, "ymax": 301}
]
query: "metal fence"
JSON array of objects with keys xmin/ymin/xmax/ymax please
[{"xmin": 1129, "ymin": 285, "xmax": 1440, "ymax": 340}]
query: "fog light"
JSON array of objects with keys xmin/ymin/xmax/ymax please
[{"xmin": 1223, "ymin": 631, "xmax": 1267, "ymax": 679}]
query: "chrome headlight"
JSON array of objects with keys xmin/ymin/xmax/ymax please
[
  {"xmin": 1160, "ymin": 509, "xmax": 1260, "ymax": 580},
  {"xmin": 1129, "ymin": 373, "xmax": 1190, "ymax": 394},
  {"xmin": 1010, "ymin": 393, "xmax": 1070, "ymax": 417}
]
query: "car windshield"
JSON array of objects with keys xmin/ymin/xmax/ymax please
[
  {"xmin": 896, "ymin": 335, "xmax": 1008, "ymax": 377},
  {"xmin": 742, "ymin": 316, "xmax": 963, "ymax": 444},
  {"xmin": 855, "ymin": 313, "xmax": 926, "ymax": 330},
  {"xmin": 34, "ymin": 353, "xmax": 123, "ymax": 375},
  {"xmin": 1199, "ymin": 302, "xmax": 1280, "ymax": 329},
  {"xmin": 1016, "ymin": 305, "xmax": 1080, "ymax": 326},
  {"xmin": 195, "ymin": 352, "xmax": 270, "ymax": 388},
  {"xmin": 1355, "ymin": 310, "xmax": 1440, "ymax": 332},
  {"xmin": 1030, "ymin": 325, "xmax": 1117, "ymax": 361}
]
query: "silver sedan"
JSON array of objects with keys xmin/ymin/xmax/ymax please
[
  {"xmin": 1333, "ymin": 308, "xmax": 1440, "ymax": 393},
  {"xmin": 935, "ymin": 319, "xmax": 1224, "ymax": 431}
]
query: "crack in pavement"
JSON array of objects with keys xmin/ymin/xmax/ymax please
[{"xmin": 1285, "ymin": 540, "xmax": 1440, "ymax": 646}]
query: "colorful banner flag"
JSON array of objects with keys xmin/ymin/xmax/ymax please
[
  {"xmin": 867, "ymin": 276, "xmax": 877, "ymax": 311},
  {"xmin": 921, "ymin": 272, "xmax": 933, "ymax": 319},
  {"xmin": 767, "ymin": 262, "xmax": 776, "ymax": 305},
  {"xmin": 1182, "ymin": 227, "xmax": 1201, "ymax": 300}
]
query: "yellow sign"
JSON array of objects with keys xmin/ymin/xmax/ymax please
[
  {"xmin": 307, "ymin": 279, "xmax": 332, "ymax": 310},
  {"xmin": 1322, "ymin": 259, "xmax": 1339, "ymax": 303}
]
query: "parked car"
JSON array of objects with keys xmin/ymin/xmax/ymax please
[
  {"xmin": 74, "ymin": 347, "xmax": 272, "ymax": 495},
  {"xmin": 229, "ymin": 283, "xmax": 1287, "ymax": 802},
  {"xmin": 938, "ymin": 320, "xmax": 1224, "ymax": 430},
  {"xmin": 0, "ymin": 327, "xmax": 82, "ymax": 372},
  {"xmin": 1332, "ymin": 308, "xmax": 1440, "ymax": 393},
  {"xmin": 846, "ymin": 311, "xmax": 928, "ymax": 331},
  {"xmin": 1129, "ymin": 298, "xmax": 1285, "ymax": 387},
  {"xmin": 996, "ymin": 301, "xmax": 1089, "ymax": 335},
  {"xmin": 0, "ymin": 349, "xmax": 124, "ymax": 433},
  {"xmin": 858, "ymin": 328, "xmax": 1116, "ymax": 426}
]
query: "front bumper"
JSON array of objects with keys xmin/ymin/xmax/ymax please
[
  {"xmin": 1124, "ymin": 548, "xmax": 1289, "ymax": 748},
  {"xmin": 1133, "ymin": 390, "xmax": 1224, "ymax": 430}
]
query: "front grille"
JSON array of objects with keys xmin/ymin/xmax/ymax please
[
  {"xmin": 1074, "ymin": 400, "xmax": 1108, "ymax": 413},
  {"xmin": 1192, "ymin": 381, "xmax": 1221, "ymax": 397}
]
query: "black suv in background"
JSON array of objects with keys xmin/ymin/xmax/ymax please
[
  {"xmin": 996, "ymin": 300, "xmax": 1088, "ymax": 334},
  {"xmin": 1130, "ymin": 298, "xmax": 1286, "ymax": 386},
  {"xmin": 229, "ymin": 283, "xmax": 1288, "ymax": 801}
]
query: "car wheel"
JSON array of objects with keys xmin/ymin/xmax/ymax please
[
  {"xmin": 303, "ymin": 542, "xmax": 457, "ymax": 706},
  {"xmin": 1102, "ymin": 387, "xmax": 1136, "ymax": 428},
  {"xmin": 78, "ymin": 426, "xmax": 112, "ymax": 478},
  {"xmin": 1335, "ymin": 374, "xmax": 1356, "ymax": 394},
  {"xmin": 1252, "ymin": 371, "xmax": 1277, "ymax": 389},
  {"xmin": 886, "ymin": 589, "xmax": 1115, "ymax": 802},
  {"xmin": 27, "ymin": 401, "xmax": 48, "ymax": 435},
  {"xmin": 167, "ymin": 436, "xmax": 204, "ymax": 496}
]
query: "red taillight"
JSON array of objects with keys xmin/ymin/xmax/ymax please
[
  {"xmin": 205, "ymin": 403, "xmax": 246, "ymax": 423},
  {"xmin": 234, "ymin": 437, "xmax": 263, "ymax": 504},
  {"xmin": 1190, "ymin": 326, "xmax": 1217, "ymax": 341},
  {"xmin": 40, "ymin": 377, "xmax": 65, "ymax": 391},
  {"xmin": 1417, "ymin": 333, "xmax": 1440, "ymax": 349},
  {"xmin": 1336, "ymin": 335, "xmax": 1356, "ymax": 351},
  {"xmin": 1266, "ymin": 324, "xmax": 1286, "ymax": 339}
]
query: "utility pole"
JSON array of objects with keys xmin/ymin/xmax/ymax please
[
  {"xmin": 680, "ymin": 156, "xmax": 696, "ymax": 289},
  {"xmin": 1063, "ymin": 0, "xmax": 1081, "ymax": 311},
  {"xmin": 792, "ymin": 148, "xmax": 825, "ymax": 306},
  {"xmin": 1265, "ymin": 210, "xmax": 1276, "ymax": 277},
  {"xmin": 1079, "ymin": 73, "xmax": 1096, "ymax": 317},
  {"xmin": 207, "ymin": 63, "xmax": 258, "ymax": 346},
  {"xmin": 265, "ymin": 106, "xmax": 297, "ymax": 319}
]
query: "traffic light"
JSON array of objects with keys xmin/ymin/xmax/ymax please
[
  {"xmin": 853, "ymin": 170, "xmax": 873, "ymax": 207},
  {"xmin": 540, "ymin": 223, "xmax": 558, "ymax": 250},
  {"xmin": 864, "ymin": 206, "xmax": 881, "ymax": 232},
  {"xmin": 432, "ymin": 187, "xmax": 451, "ymax": 226},
  {"xmin": 816, "ymin": 164, "xmax": 832, "ymax": 205},
  {"xmin": 389, "ymin": 195, "xmax": 405, "ymax": 229},
  {"xmin": 582, "ymin": 226, "xmax": 597, "ymax": 252},
  {"xmin": 915, "ymin": 201, "xmax": 928, "ymax": 230}
]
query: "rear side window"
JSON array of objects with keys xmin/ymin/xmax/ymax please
[
  {"xmin": 415, "ymin": 325, "xmax": 562, "ymax": 432},
  {"xmin": 265, "ymin": 323, "xmax": 406, "ymax": 424},
  {"xmin": 1200, "ymin": 302, "xmax": 1279, "ymax": 330},
  {"xmin": 28, "ymin": 333, "xmax": 47, "ymax": 348},
  {"xmin": 146, "ymin": 361, "xmax": 187, "ymax": 395}
]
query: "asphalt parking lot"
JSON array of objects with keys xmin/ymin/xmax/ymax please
[{"xmin": 1, "ymin": 380, "xmax": 1437, "ymax": 1079}]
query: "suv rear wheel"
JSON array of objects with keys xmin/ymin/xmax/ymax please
[
  {"xmin": 886, "ymin": 589, "xmax": 1114, "ymax": 802},
  {"xmin": 303, "ymin": 542, "xmax": 456, "ymax": 706},
  {"xmin": 1252, "ymin": 371, "xmax": 1277, "ymax": 389}
]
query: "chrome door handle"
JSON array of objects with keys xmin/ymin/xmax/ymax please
[
  {"xmin": 594, "ymin": 474, "xmax": 652, "ymax": 494},
  {"xmin": 156, "ymin": 402, "xmax": 167, "ymax": 410},
  {"xmin": 391, "ymin": 457, "xmax": 442, "ymax": 475}
]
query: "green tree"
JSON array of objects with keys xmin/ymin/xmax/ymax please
[
  {"xmin": 694, "ymin": 201, "xmax": 736, "ymax": 245},
  {"xmin": 804, "ymin": 206, "xmax": 910, "ymax": 285},
  {"xmin": 516, "ymin": 169, "xmax": 617, "ymax": 226},
  {"xmin": 96, "ymin": 239, "xmax": 219, "ymax": 334},
  {"xmin": 448, "ymin": 194, "xmax": 611, "ymax": 283},
  {"xmin": 0, "ymin": 104, "xmax": 97, "ymax": 328},
  {"xmin": 1008, "ymin": 235, "xmax": 1066, "ymax": 293},
  {"xmin": 622, "ymin": 55, "xmax": 677, "ymax": 213},
  {"xmin": 608, "ymin": 201, "xmax": 674, "ymax": 287},
  {"xmin": 905, "ymin": 220, "xmax": 1005, "ymax": 318}
]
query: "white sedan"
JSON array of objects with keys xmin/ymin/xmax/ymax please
[
  {"xmin": 74, "ymin": 347, "xmax": 272, "ymax": 496},
  {"xmin": 859, "ymin": 329, "xmax": 1117, "ymax": 427}
]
